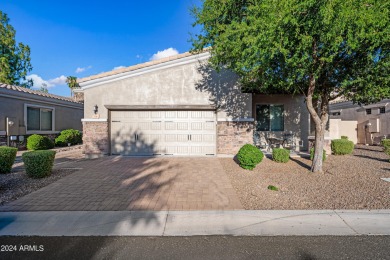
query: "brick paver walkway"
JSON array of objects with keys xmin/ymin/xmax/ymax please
[{"xmin": 1, "ymin": 156, "xmax": 243, "ymax": 211}]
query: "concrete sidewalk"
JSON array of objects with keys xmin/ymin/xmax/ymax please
[{"xmin": 0, "ymin": 210, "xmax": 389, "ymax": 236}]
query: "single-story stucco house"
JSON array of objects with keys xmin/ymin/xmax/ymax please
[
  {"xmin": 0, "ymin": 83, "xmax": 83, "ymax": 147},
  {"xmin": 76, "ymin": 51, "xmax": 310, "ymax": 158},
  {"xmin": 329, "ymin": 99, "xmax": 390, "ymax": 144}
]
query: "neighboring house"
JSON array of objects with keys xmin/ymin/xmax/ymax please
[
  {"xmin": 329, "ymin": 99, "xmax": 390, "ymax": 145},
  {"xmin": 76, "ymin": 51, "xmax": 310, "ymax": 158},
  {"xmin": 0, "ymin": 83, "xmax": 83, "ymax": 148}
]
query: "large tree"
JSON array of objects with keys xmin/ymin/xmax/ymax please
[
  {"xmin": 0, "ymin": 11, "xmax": 32, "ymax": 88},
  {"xmin": 191, "ymin": 0, "xmax": 390, "ymax": 172}
]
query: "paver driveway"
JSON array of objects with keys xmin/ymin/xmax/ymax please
[{"xmin": 1, "ymin": 156, "xmax": 243, "ymax": 211}]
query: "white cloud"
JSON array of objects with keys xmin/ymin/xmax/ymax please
[
  {"xmin": 150, "ymin": 48, "xmax": 179, "ymax": 61},
  {"xmin": 26, "ymin": 74, "xmax": 67, "ymax": 89},
  {"xmin": 48, "ymin": 75, "xmax": 67, "ymax": 86},
  {"xmin": 75, "ymin": 65, "xmax": 92, "ymax": 73},
  {"xmin": 113, "ymin": 66, "xmax": 126, "ymax": 70}
]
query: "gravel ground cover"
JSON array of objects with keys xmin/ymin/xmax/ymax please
[
  {"xmin": 0, "ymin": 147, "xmax": 84, "ymax": 205},
  {"xmin": 0, "ymin": 168, "xmax": 78, "ymax": 205},
  {"xmin": 221, "ymin": 145, "xmax": 390, "ymax": 209}
]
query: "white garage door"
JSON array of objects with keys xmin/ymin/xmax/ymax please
[{"xmin": 110, "ymin": 110, "xmax": 216, "ymax": 156}]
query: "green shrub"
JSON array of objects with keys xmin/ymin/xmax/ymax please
[
  {"xmin": 267, "ymin": 185, "xmax": 278, "ymax": 191},
  {"xmin": 55, "ymin": 129, "xmax": 82, "ymax": 147},
  {"xmin": 22, "ymin": 150, "xmax": 56, "ymax": 178},
  {"xmin": 27, "ymin": 134, "xmax": 54, "ymax": 150},
  {"xmin": 331, "ymin": 139, "xmax": 354, "ymax": 155},
  {"xmin": 237, "ymin": 144, "xmax": 264, "ymax": 170},
  {"xmin": 341, "ymin": 136, "xmax": 348, "ymax": 140},
  {"xmin": 272, "ymin": 148, "xmax": 290, "ymax": 163},
  {"xmin": 382, "ymin": 139, "xmax": 390, "ymax": 158},
  {"xmin": 310, "ymin": 148, "xmax": 327, "ymax": 161},
  {"xmin": 0, "ymin": 146, "xmax": 17, "ymax": 174}
]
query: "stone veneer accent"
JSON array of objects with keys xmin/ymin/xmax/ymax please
[
  {"xmin": 83, "ymin": 121, "xmax": 109, "ymax": 158},
  {"xmin": 217, "ymin": 121, "xmax": 254, "ymax": 155}
]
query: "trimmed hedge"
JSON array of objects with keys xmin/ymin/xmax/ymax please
[
  {"xmin": 272, "ymin": 148, "xmax": 290, "ymax": 163},
  {"xmin": 0, "ymin": 146, "xmax": 18, "ymax": 174},
  {"xmin": 341, "ymin": 136, "xmax": 348, "ymax": 140},
  {"xmin": 331, "ymin": 139, "xmax": 354, "ymax": 155},
  {"xmin": 22, "ymin": 150, "xmax": 56, "ymax": 178},
  {"xmin": 27, "ymin": 134, "xmax": 54, "ymax": 150},
  {"xmin": 55, "ymin": 129, "xmax": 82, "ymax": 147},
  {"xmin": 310, "ymin": 148, "xmax": 326, "ymax": 161},
  {"xmin": 237, "ymin": 144, "xmax": 264, "ymax": 170}
]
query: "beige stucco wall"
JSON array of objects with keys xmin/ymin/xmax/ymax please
[
  {"xmin": 330, "ymin": 101, "xmax": 390, "ymax": 144},
  {"xmin": 0, "ymin": 95, "xmax": 83, "ymax": 135},
  {"xmin": 252, "ymin": 94, "xmax": 309, "ymax": 151},
  {"xmin": 329, "ymin": 119, "xmax": 358, "ymax": 144},
  {"xmin": 82, "ymin": 61, "xmax": 252, "ymax": 121}
]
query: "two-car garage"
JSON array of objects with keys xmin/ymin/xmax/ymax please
[{"xmin": 110, "ymin": 109, "xmax": 216, "ymax": 156}]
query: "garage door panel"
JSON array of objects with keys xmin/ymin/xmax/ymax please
[
  {"xmin": 151, "ymin": 122, "xmax": 162, "ymax": 130},
  {"xmin": 191, "ymin": 134, "xmax": 202, "ymax": 142},
  {"xmin": 165, "ymin": 111, "xmax": 177, "ymax": 118},
  {"xmin": 165, "ymin": 122, "xmax": 176, "ymax": 130},
  {"xmin": 203, "ymin": 134, "xmax": 215, "ymax": 142},
  {"xmin": 191, "ymin": 122, "xmax": 203, "ymax": 130},
  {"xmin": 177, "ymin": 111, "xmax": 188, "ymax": 118},
  {"xmin": 111, "ymin": 110, "xmax": 216, "ymax": 156}
]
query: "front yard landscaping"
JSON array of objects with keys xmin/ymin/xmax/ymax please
[{"xmin": 221, "ymin": 145, "xmax": 390, "ymax": 210}]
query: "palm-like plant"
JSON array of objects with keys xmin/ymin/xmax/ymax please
[{"xmin": 66, "ymin": 76, "xmax": 79, "ymax": 97}]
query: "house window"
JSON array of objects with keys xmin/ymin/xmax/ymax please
[
  {"xmin": 26, "ymin": 106, "xmax": 54, "ymax": 132},
  {"xmin": 379, "ymin": 107, "xmax": 385, "ymax": 114},
  {"xmin": 366, "ymin": 109, "xmax": 371, "ymax": 115},
  {"xmin": 256, "ymin": 104, "xmax": 284, "ymax": 131},
  {"xmin": 332, "ymin": 112, "xmax": 341, "ymax": 116}
]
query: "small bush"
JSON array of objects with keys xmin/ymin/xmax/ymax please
[
  {"xmin": 27, "ymin": 134, "xmax": 54, "ymax": 150},
  {"xmin": 267, "ymin": 185, "xmax": 278, "ymax": 191},
  {"xmin": 0, "ymin": 146, "xmax": 17, "ymax": 174},
  {"xmin": 341, "ymin": 136, "xmax": 348, "ymax": 140},
  {"xmin": 382, "ymin": 139, "xmax": 390, "ymax": 158},
  {"xmin": 22, "ymin": 150, "xmax": 56, "ymax": 178},
  {"xmin": 272, "ymin": 148, "xmax": 290, "ymax": 163},
  {"xmin": 55, "ymin": 129, "xmax": 82, "ymax": 147},
  {"xmin": 310, "ymin": 148, "xmax": 327, "ymax": 161},
  {"xmin": 237, "ymin": 144, "xmax": 264, "ymax": 170},
  {"xmin": 331, "ymin": 139, "xmax": 354, "ymax": 155}
]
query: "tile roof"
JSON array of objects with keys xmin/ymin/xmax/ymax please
[
  {"xmin": 78, "ymin": 49, "xmax": 210, "ymax": 83},
  {"xmin": 0, "ymin": 83, "xmax": 82, "ymax": 104}
]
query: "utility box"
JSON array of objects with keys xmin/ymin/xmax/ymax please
[{"xmin": 368, "ymin": 118, "xmax": 380, "ymax": 133}]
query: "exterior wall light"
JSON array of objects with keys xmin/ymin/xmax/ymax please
[
  {"xmin": 94, "ymin": 105, "xmax": 98, "ymax": 114},
  {"xmin": 8, "ymin": 120, "xmax": 14, "ymax": 127}
]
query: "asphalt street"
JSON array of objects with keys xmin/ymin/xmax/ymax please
[{"xmin": 0, "ymin": 236, "xmax": 389, "ymax": 260}]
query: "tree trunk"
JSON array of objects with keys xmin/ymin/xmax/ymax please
[
  {"xmin": 311, "ymin": 124, "xmax": 326, "ymax": 172},
  {"xmin": 305, "ymin": 74, "xmax": 329, "ymax": 173}
]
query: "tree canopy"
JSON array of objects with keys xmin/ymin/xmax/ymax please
[
  {"xmin": 66, "ymin": 76, "xmax": 79, "ymax": 96},
  {"xmin": 191, "ymin": 0, "xmax": 390, "ymax": 172},
  {"xmin": 0, "ymin": 11, "xmax": 32, "ymax": 88}
]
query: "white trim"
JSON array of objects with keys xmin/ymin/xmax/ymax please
[
  {"xmin": 81, "ymin": 118, "xmax": 108, "ymax": 122},
  {"xmin": 217, "ymin": 118, "xmax": 254, "ymax": 122},
  {"xmin": 79, "ymin": 52, "xmax": 211, "ymax": 90},
  {"xmin": 0, "ymin": 93, "xmax": 82, "ymax": 109},
  {"xmin": 24, "ymin": 104, "xmax": 56, "ymax": 134}
]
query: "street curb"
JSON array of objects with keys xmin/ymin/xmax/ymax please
[{"xmin": 0, "ymin": 210, "xmax": 389, "ymax": 236}]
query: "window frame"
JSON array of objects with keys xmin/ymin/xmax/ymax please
[
  {"xmin": 24, "ymin": 104, "xmax": 56, "ymax": 134},
  {"xmin": 366, "ymin": 108, "xmax": 372, "ymax": 115},
  {"xmin": 255, "ymin": 103, "xmax": 285, "ymax": 131},
  {"xmin": 379, "ymin": 107, "xmax": 386, "ymax": 114}
]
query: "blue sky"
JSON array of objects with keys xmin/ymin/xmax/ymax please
[{"xmin": 1, "ymin": 0, "xmax": 201, "ymax": 96}]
